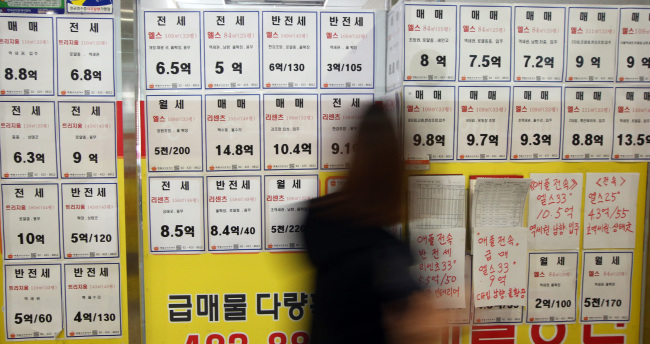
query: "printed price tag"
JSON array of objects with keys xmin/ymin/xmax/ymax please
[
  {"xmin": 147, "ymin": 95, "xmax": 202, "ymax": 172},
  {"xmin": 510, "ymin": 87, "xmax": 562, "ymax": 160},
  {"xmin": 386, "ymin": 4, "xmax": 404, "ymax": 90},
  {"xmin": 581, "ymin": 251, "xmax": 632, "ymax": 322},
  {"xmin": 527, "ymin": 252, "xmax": 578, "ymax": 323},
  {"xmin": 262, "ymin": 11, "xmax": 317, "ymax": 88},
  {"xmin": 404, "ymin": 86, "xmax": 455, "ymax": 161},
  {"xmin": 62, "ymin": 183, "xmax": 118, "ymax": 258},
  {"xmin": 149, "ymin": 177, "xmax": 204, "ymax": 252},
  {"xmin": 513, "ymin": 7, "xmax": 565, "ymax": 82},
  {"xmin": 64, "ymin": 263, "xmax": 122, "ymax": 337},
  {"xmin": 404, "ymin": 4, "xmax": 456, "ymax": 81},
  {"xmin": 617, "ymin": 8, "xmax": 650, "ymax": 82},
  {"xmin": 0, "ymin": 16, "xmax": 54, "ymax": 96},
  {"xmin": 474, "ymin": 305, "xmax": 523, "ymax": 324},
  {"xmin": 56, "ymin": 18, "xmax": 114, "ymax": 96},
  {"xmin": 613, "ymin": 88, "xmax": 650, "ymax": 160},
  {"xmin": 0, "ymin": 101, "xmax": 57, "ymax": 179},
  {"xmin": 583, "ymin": 173, "xmax": 639, "ymax": 249},
  {"xmin": 144, "ymin": 11, "xmax": 201, "ymax": 89},
  {"xmin": 563, "ymin": 87, "xmax": 614, "ymax": 160},
  {"xmin": 263, "ymin": 94, "xmax": 317, "ymax": 170},
  {"xmin": 320, "ymin": 93, "xmax": 372, "ymax": 169},
  {"xmin": 566, "ymin": 7, "xmax": 617, "ymax": 82},
  {"xmin": 264, "ymin": 175, "xmax": 317, "ymax": 250},
  {"xmin": 473, "ymin": 227, "xmax": 527, "ymax": 307},
  {"xmin": 528, "ymin": 173, "xmax": 582, "ymax": 250},
  {"xmin": 207, "ymin": 176, "xmax": 262, "ymax": 251},
  {"xmin": 325, "ymin": 176, "xmax": 346, "ymax": 194},
  {"xmin": 459, "ymin": 6, "xmax": 511, "ymax": 81},
  {"xmin": 4, "ymin": 264, "xmax": 62, "ymax": 340},
  {"xmin": 59, "ymin": 102, "xmax": 117, "ymax": 178},
  {"xmin": 204, "ymin": 11, "xmax": 260, "ymax": 89},
  {"xmin": 447, "ymin": 255, "xmax": 471, "ymax": 323},
  {"xmin": 2, "ymin": 184, "xmax": 60, "ymax": 259},
  {"xmin": 457, "ymin": 86, "xmax": 509, "ymax": 160},
  {"xmin": 320, "ymin": 12, "xmax": 374, "ymax": 88}
]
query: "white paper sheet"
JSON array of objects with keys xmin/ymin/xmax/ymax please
[{"xmin": 408, "ymin": 175, "xmax": 466, "ymax": 229}]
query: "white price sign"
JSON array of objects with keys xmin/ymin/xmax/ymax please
[
  {"xmin": 265, "ymin": 175, "xmax": 318, "ymax": 250},
  {"xmin": 204, "ymin": 11, "xmax": 260, "ymax": 89},
  {"xmin": 0, "ymin": 101, "xmax": 57, "ymax": 179},
  {"xmin": 613, "ymin": 88, "xmax": 650, "ymax": 160},
  {"xmin": 148, "ymin": 177, "xmax": 204, "ymax": 253},
  {"xmin": 59, "ymin": 102, "xmax": 117, "ymax": 178},
  {"xmin": 320, "ymin": 12, "xmax": 374, "ymax": 89},
  {"xmin": 56, "ymin": 18, "xmax": 114, "ymax": 96},
  {"xmin": 64, "ymin": 263, "xmax": 122, "ymax": 337},
  {"xmin": 386, "ymin": 4, "xmax": 404, "ymax": 90},
  {"xmin": 404, "ymin": 86, "xmax": 455, "ymax": 161},
  {"xmin": 2, "ymin": 184, "xmax": 60, "ymax": 260},
  {"xmin": 263, "ymin": 94, "xmax": 317, "ymax": 170},
  {"xmin": 563, "ymin": 87, "xmax": 614, "ymax": 160},
  {"xmin": 581, "ymin": 251, "xmax": 632, "ymax": 322},
  {"xmin": 617, "ymin": 8, "xmax": 650, "ymax": 82},
  {"xmin": 527, "ymin": 252, "xmax": 578, "ymax": 323},
  {"xmin": 320, "ymin": 93, "xmax": 372, "ymax": 169},
  {"xmin": 510, "ymin": 87, "xmax": 562, "ymax": 160},
  {"xmin": 144, "ymin": 11, "xmax": 201, "ymax": 89},
  {"xmin": 459, "ymin": 6, "xmax": 511, "ymax": 82},
  {"xmin": 262, "ymin": 11, "xmax": 317, "ymax": 89},
  {"xmin": 457, "ymin": 87, "xmax": 509, "ymax": 160},
  {"xmin": 62, "ymin": 183, "xmax": 118, "ymax": 258},
  {"xmin": 513, "ymin": 7, "xmax": 565, "ymax": 82},
  {"xmin": 566, "ymin": 7, "xmax": 618, "ymax": 82},
  {"xmin": 4, "ymin": 264, "xmax": 62, "ymax": 340},
  {"xmin": 0, "ymin": 17, "xmax": 54, "ymax": 96},
  {"xmin": 207, "ymin": 176, "xmax": 262, "ymax": 251},
  {"xmin": 404, "ymin": 4, "xmax": 456, "ymax": 81},
  {"xmin": 147, "ymin": 95, "xmax": 202, "ymax": 172},
  {"xmin": 205, "ymin": 94, "xmax": 260, "ymax": 171}
]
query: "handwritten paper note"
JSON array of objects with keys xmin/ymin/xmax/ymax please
[
  {"xmin": 583, "ymin": 173, "xmax": 639, "ymax": 249},
  {"xmin": 408, "ymin": 175, "xmax": 466, "ymax": 229},
  {"xmin": 528, "ymin": 173, "xmax": 583, "ymax": 249},
  {"xmin": 473, "ymin": 227, "xmax": 527, "ymax": 307}
]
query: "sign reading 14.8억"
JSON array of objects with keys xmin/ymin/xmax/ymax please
[
  {"xmin": 147, "ymin": 95, "xmax": 202, "ymax": 172},
  {"xmin": 149, "ymin": 177, "xmax": 204, "ymax": 253},
  {"xmin": 265, "ymin": 175, "xmax": 318, "ymax": 250},
  {"xmin": 457, "ymin": 87, "xmax": 510, "ymax": 160},
  {"xmin": 207, "ymin": 176, "xmax": 262, "ymax": 252},
  {"xmin": 563, "ymin": 87, "xmax": 614, "ymax": 160},
  {"xmin": 4, "ymin": 264, "xmax": 62, "ymax": 340},
  {"xmin": 403, "ymin": 86, "xmax": 455, "ymax": 161},
  {"xmin": 62, "ymin": 183, "xmax": 118, "ymax": 258},
  {"xmin": 2, "ymin": 184, "xmax": 60, "ymax": 260},
  {"xmin": 205, "ymin": 94, "xmax": 261, "ymax": 171},
  {"xmin": 320, "ymin": 12, "xmax": 374, "ymax": 89},
  {"xmin": 56, "ymin": 18, "xmax": 114, "ymax": 96},
  {"xmin": 527, "ymin": 252, "xmax": 578, "ymax": 323},
  {"xmin": 262, "ymin": 11, "xmax": 317, "ymax": 89},
  {"xmin": 581, "ymin": 251, "xmax": 632, "ymax": 322},
  {"xmin": 0, "ymin": 17, "xmax": 54, "ymax": 96},
  {"xmin": 618, "ymin": 8, "xmax": 650, "ymax": 83},
  {"xmin": 404, "ymin": 4, "xmax": 456, "ymax": 82},
  {"xmin": 144, "ymin": 11, "xmax": 201, "ymax": 89},
  {"xmin": 64, "ymin": 263, "xmax": 122, "ymax": 337},
  {"xmin": 0, "ymin": 101, "xmax": 57, "ymax": 179},
  {"xmin": 613, "ymin": 88, "xmax": 650, "ymax": 160},
  {"xmin": 204, "ymin": 11, "xmax": 260, "ymax": 89},
  {"xmin": 59, "ymin": 102, "xmax": 117, "ymax": 178},
  {"xmin": 510, "ymin": 87, "xmax": 562, "ymax": 160}
]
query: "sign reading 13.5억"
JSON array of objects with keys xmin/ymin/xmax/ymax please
[
  {"xmin": 510, "ymin": 87, "xmax": 562, "ymax": 160},
  {"xmin": 581, "ymin": 251, "xmax": 632, "ymax": 322},
  {"xmin": 618, "ymin": 8, "xmax": 650, "ymax": 82},
  {"xmin": 2, "ymin": 184, "xmax": 60, "ymax": 260},
  {"xmin": 56, "ymin": 18, "xmax": 114, "ymax": 96},
  {"xmin": 59, "ymin": 102, "xmax": 117, "ymax": 178},
  {"xmin": 149, "ymin": 177, "xmax": 204, "ymax": 253},
  {"xmin": 563, "ymin": 87, "xmax": 614, "ymax": 160},
  {"xmin": 404, "ymin": 86, "xmax": 455, "ymax": 161},
  {"xmin": 613, "ymin": 88, "xmax": 650, "ymax": 160},
  {"xmin": 207, "ymin": 176, "xmax": 262, "ymax": 252},
  {"xmin": 527, "ymin": 252, "xmax": 578, "ymax": 323},
  {"xmin": 0, "ymin": 17, "xmax": 54, "ymax": 96}
]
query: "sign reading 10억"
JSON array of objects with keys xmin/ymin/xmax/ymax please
[
  {"xmin": 149, "ymin": 177, "xmax": 204, "ymax": 253},
  {"xmin": 612, "ymin": 88, "xmax": 650, "ymax": 160},
  {"xmin": 526, "ymin": 252, "xmax": 578, "ymax": 323},
  {"xmin": 62, "ymin": 183, "xmax": 118, "ymax": 258},
  {"xmin": 4, "ymin": 264, "xmax": 62, "ymax": 340},
  {"xmin": 59, "ymin": 102, "xmax": 117, "ymax": 178},
  {"xmin": 2, "ymin": 184, "xmax": 60, "ymax": 260},
  {"xmin": 207, "ymin": 176, "xmax": 262, "ymax": 252},
  {"xmin": 64, "ymin": 263, "xmax": 122, "ymax": 338},
  {"xmin": 562, "ymin": 87, "xmax": 614, "ymax": 160},
  {"xmin": 457, "ymin": 87, "xmax": 510, "ymax": 160},
  {"xmin": 264, "ymin": 175, "xmax": 318, "ymax": 250},
  {"xmin": 510, "ymin": 87, "xmax": 562, "ymax": 160}
]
